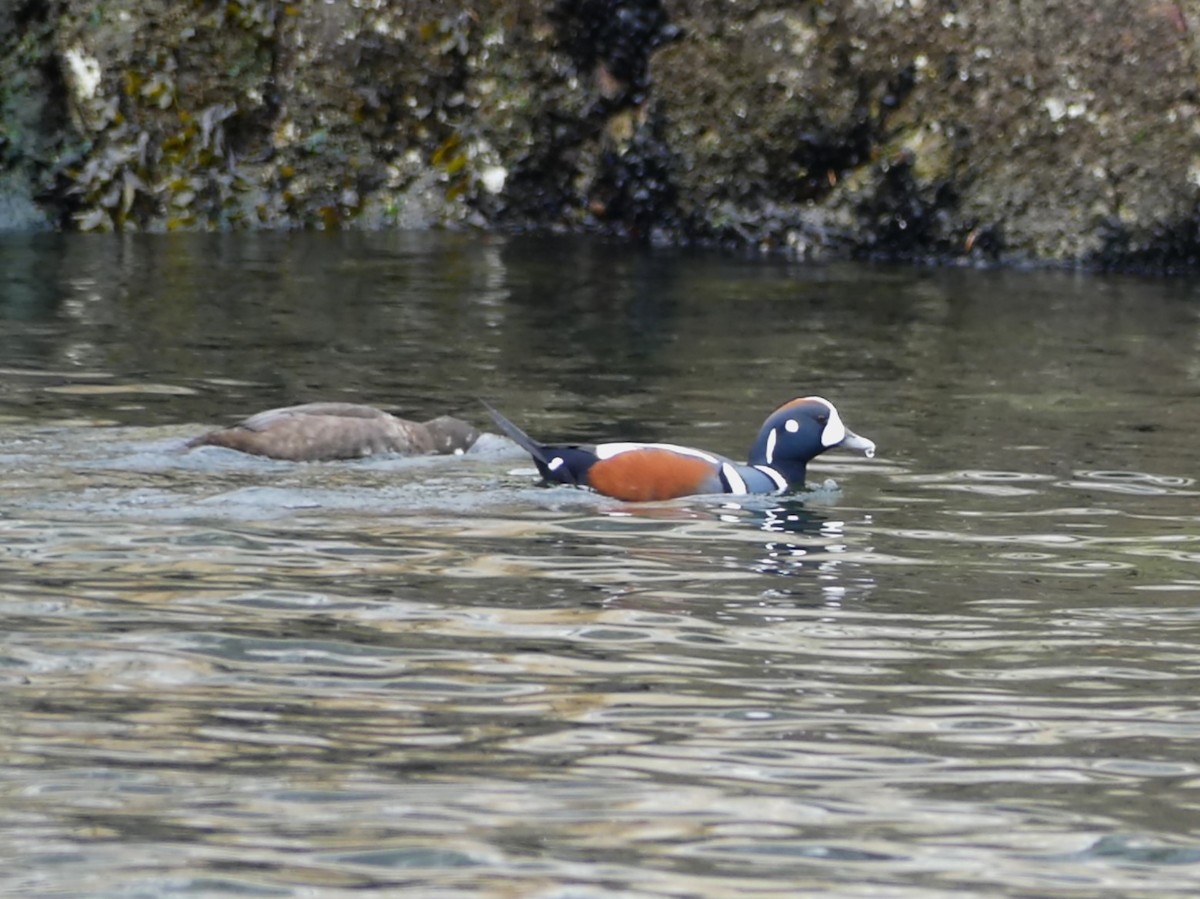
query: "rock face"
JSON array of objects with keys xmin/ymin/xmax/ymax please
[{"xmin": 3, "ymin": 0, "xmax": 1199, "ymax": 268}]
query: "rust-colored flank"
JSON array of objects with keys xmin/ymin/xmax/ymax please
[{"xmin": 586, "ymin": 448, "xmax": 717, "ymax": 502}]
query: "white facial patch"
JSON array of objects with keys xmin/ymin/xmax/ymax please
[
  {"xmin": 812, "ymin": 397, "xmax": 846, "ymax": 447},
  {"xmin": 721, "ymin": 463, "xmax": 748, "ymax": 494},
  {"xmin": 785, "ymin": 419, "xmax": 799, "ymax": 433},
  {"xmin": 764, "ymin": 428, "xmax": 778, "ymax": 464}
]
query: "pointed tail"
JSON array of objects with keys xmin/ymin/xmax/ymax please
[{"xmin": 480, "ymin": 400, "xmax": 579, "ymax": 486}]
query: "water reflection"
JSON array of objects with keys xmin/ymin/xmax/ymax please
[{"xmin": 4, "ymin": 234, "xmax": 1200, "ymax": 895}]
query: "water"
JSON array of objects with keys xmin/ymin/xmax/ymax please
[{"xmin": 2, "ymin": 231, "xmax": 1200, "ymax": 897}]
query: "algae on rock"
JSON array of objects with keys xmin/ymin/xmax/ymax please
[{"xmin": 2, "ymin": 0, "xmax": 1198, "ymax": 269}]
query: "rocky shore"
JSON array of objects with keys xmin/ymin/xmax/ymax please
[{"xmin": 3, "ymin": 0, "xmax": 1198, "ymax": 268}]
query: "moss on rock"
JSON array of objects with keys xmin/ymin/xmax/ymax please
[{"xmin": 1, "ymin": 0, "xmax": 1198, "ymax": 268}]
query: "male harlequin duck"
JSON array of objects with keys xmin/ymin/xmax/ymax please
[
  {"xmin": 186, "ymin": 402, "xmax": 480, "ymax": 462},
  {"xmin": 484, "ymin": 396, "xmax": 875, "ymax": 502}
]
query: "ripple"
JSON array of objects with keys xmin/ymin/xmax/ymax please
[
  {"xmin": 4, "ymin": 419, "xmax": 1200, "ymax": 897},
  {"xmin": 1043, "ymin": 559, "xmax": 1137, "ymax": 571},
  {"xmin": 1077, "ymin": 470, "xmax": 1196, "ymax": 488},
  {"xmin": 1059, "ymin": 471, "xmax": 1199, "ymax": 496}
]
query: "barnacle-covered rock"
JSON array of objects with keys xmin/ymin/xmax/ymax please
[{"xmin": 0, "ymin": 0, "xmax": 1198, "ymax": 268}]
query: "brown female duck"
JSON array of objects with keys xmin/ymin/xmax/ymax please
[{"xmin": 187, "ymin": 402, "xmax": 480, "ymax": 461}]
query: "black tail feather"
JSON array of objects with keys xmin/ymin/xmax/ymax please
[{"xmin": 480, "ymin": 399, "xmax": 579, "ymax": 486}]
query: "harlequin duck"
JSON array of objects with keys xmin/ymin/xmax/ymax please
[
  {"xmin": 484, "ymin": 396, "xmax": 875, "ymax": 502},
  {"xmin": 186, "ymin": 402, "xmax": 480, "ymax": 461}
]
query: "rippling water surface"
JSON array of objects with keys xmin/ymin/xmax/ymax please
[{"xmin": 3, "ymin": 232, "xmax": 1200, "ymax": 896}]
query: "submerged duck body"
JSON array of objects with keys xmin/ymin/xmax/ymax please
[
  {"xmin": 187, "ymin": 402, "xmax": 480, "ymax": 462},
  {"xmin": 485, "ymin": 397, "xmax": 875, "ymax": 502}
]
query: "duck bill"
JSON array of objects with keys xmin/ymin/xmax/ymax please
[{"xmin": 839, "ymin": 430, "xmax": 876, "ymax": 459}]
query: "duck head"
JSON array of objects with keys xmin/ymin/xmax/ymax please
[
  {"xmin": 747, "ymin": 396, "xmax": 875, "ymax": 488},
  {"xmin": 423, "ymin": 416, "xmax": 482, "ymax": 455}
]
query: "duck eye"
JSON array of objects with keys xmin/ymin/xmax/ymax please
[{"xmin": 815, "ymin": 413, "xmax": 829, "ymax": 424}]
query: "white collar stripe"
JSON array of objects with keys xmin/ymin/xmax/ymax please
[
  {"xmin": 721, "ymin": 463, "xmax": 748, "ymax": 494},
  {"xmin": 753, "ymin": 465, "xmax": 789, "ymax": 492}
]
